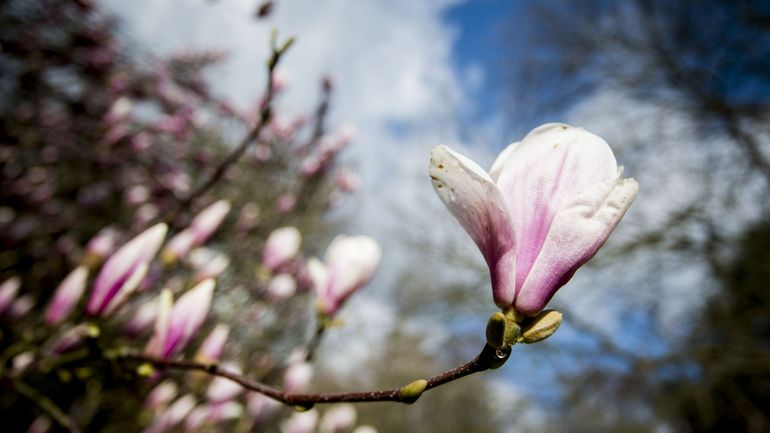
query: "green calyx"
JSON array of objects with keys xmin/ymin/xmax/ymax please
[
  {"xmin": 520, "ymin": 310, "xmax": 563, "ymax": 344},
  {"xmin": 485, "ymin": 309, "xmax": 522, "ymax": 349}
]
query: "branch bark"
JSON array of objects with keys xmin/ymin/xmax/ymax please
[
  {"xmin": 119, "ymin": 343, "xmax": 509, "ymax": 407},
  {"xmin": 170, "ymin": 34, "xmax": 295, "ymax": 223}
]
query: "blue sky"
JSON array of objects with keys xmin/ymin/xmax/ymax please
[{"xmin": 444, "ymin": 0, "xmax": 519, "ymax": 128}]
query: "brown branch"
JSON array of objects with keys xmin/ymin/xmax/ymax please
[
  {"xmin": 120, "ymin": 343, "xmax": 508, "ymax": 407},
  {"xmin": 171, "ymin": 34, "xmax": 295, "ymax": 222},
  {"xmin": 12, "ymin": 379, "xmax": 83, "ymax": 433}
]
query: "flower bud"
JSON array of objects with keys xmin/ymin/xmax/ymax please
[
  {"xmin": 189, "ymin": 200, "xmax": 230, "ymax": 245},
  {"xmin": 141, "ymin": 395, "xmax": 196, "ymax": 433},
  {"xmin": 310, "ymin": 235, "xmax": 381, "ymax": 317},
  {"xmin": 282, "ymin": 409, "xmax": 319, "ymax": 433},
  {"xmin": 26, "ymin": 415, "xmax": 51, "ymax": 433},
  {"xmin": 45, "ymin": 266, "xmax": 88, "ymax": 325},
  {"xmin": 246, "ymin": 392, "xmax": 281, "ymax": 425},
  {"xmin": 146, "ymin": 279, "xmax": 215, "ymax": 358},
  {"xmin": 262, "ymin": 226, "xmax": 301, "ymax": 271},
  {"xmin": 0, "ymin": 276, "xmax": 21, "ymax": 315},
  {"xmin": 283, "ymin": 362, "xmax": 313, "ymax": 393},
  {"xmin": 266, "ymin": 274, "xmax": 297, "ymax": 302},
  {"xmin": 521, "ymin": 310, "xmax": 562, "ymax": 344},
  {"xmin": 145, "ymin": 380, "xmax": 178, "ymax": 411},
  {"xmin": 86, "ymin": 223, "xmax": 167, "ymax": 316},
  {"xmin": 8, "ymin": 295, "xmax": 34, "ymax": 320},
  {"xmin": 319, "ymin": 404, "xmax": 357, "ymax": 433},
  {"xmin": 398, "ymin": 379, "xmax": 427, "ymax": 404},
  {"xmin": 352, "ymin": 427, "xmax": 378, "ymax": 433},
  {"xmin": 206, "ymin": 363, "xmax": 242, "ymax": 403},
  {"xmin": 485, "ymin": 311, "xmax": 507, "ymax": 349},
  {"xmin": 195, "ymin": 324, "xmax": 229, "ymax": 363},
  {"xmin": 83, "ymin": 227, "xmax": 120, "ymax": 268}
]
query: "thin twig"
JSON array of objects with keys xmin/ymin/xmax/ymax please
[
  {"xmin": 120, "ymin": 343, "xmax": 508, "ymax": 407},
  {"xmin": 12, "ymin": 379, "xmax": 83, "ymax": 433},
  {"xmin": 171, "ymin": 34, "xmax": 295, "ymax": 222},
  {"xmin": 304, "ymin": 322, "xmax": 327, "ymax": 362}
]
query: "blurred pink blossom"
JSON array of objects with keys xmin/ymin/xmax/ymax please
[
  {"xmin": 246, "ymin": 392, "xmax": 281, "ymax": 425},
  {"xmin": 283, "ymin": 361, "xmax": 313, "ymax": 393},
  {"xmin": 85, "ymin": 227, "xmax": 121, "ymax": 260},
  {"xmin": 266, "ymin": 273, "xmax": 297, "ymax": 302},
  {"xmin": 141, "ymin": 395, "xmax": 196, "ymax": 433},
  {"xmin": 333, "ymin": 169, "xmax": 360, "ymax": 193},
  {"xmin": 308, "ymin": 235, "xmax": 381, "ymax": 317},
  {"xmin": 144, "ymin": 380, "xmax": 178, "ymax": 411},
  {"xmin": 282, "ymin": 409, "xmax": 319, "ymax": 433},
  {"xmin": 206, "ymin": 363, "xmax": 242, "ymax": 403},
  {"xmin": 275, "ymin": 194, "xmax": 297, "ymax": 214},
  {"xmin": 0, "ymin": 276, "xmax": 21, "ymax": 315},
  {"xmin": 262, "ymin": 226, "xmax": 301, "ymax": 272},
  {"xmin": 145, "ymin": 279, "xmax": 215, "ymax": 358},
  {"xmin": 319, "ymin": 404, "xmax": 357, "ymax": 433},
  {"xmin": 44, "ymin": 266, "xmax": 88, "ymax": 326},
  {"xmin": 195, "ymin": 324, "xmax": 229, "ymax": 363},
  {"xmin": 86, "ymin": 223, "xmax": 167, "ymax": 316},
  {"xmin": 189, "ymin": 200, "xmax": 231, "ymax": 244}
]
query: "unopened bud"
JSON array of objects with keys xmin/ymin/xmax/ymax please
[
  {"xmin": 521, "ymin": 310, "xmax": 562, "ymax": 344},
  {"xmin": 485, "ymin": 312, "xmax": 506, "ymax": 349},
  {"xmin": 486, "ymin": 311, "xmax": 521, "ymax": 349},
  {"xmin": 398, "ymin": 379, "xmax": 427, "ymax": 404}
]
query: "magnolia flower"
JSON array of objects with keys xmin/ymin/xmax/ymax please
[
  {"xmin": 142, "ymin": 395, "xmax": 196, "ymax": 433},
  {"xmin": 262, "ymin": 226, "xmax": 301, "ymax": 271},
  {"xmin": 188, "ymin": 248, "xmax": 230, "ymax": 281},
  {"xmin": 162, "ymin": 201, "xmax": 229, "ymax": 263},
  {"xmin": 8, "ymin": 295, "xmax": 34, "ymax": 320},
  {"xmin": 145, "ymin": 380, "xmax": 178, "ymax": 411},
  {"xmin": 145, "ymin": 279, "xmax": 215, "ymax": 358},
  {"xmin": 246, "ymin": 392, "xmax": 281, "ymax": 425},
  {"xmin": 185, "ymin": 402, "xmax": 243, "ymax": 431},
  {"xmin": 282, "ymin": 409, "xmax": 319, "ymax": 433},
  {"xmin": 235, "ymin": 202, "xmax": 260, "ymax": 233},
  {"xmin": 122, "ymin": 300, "xmax": 158, "ymax": 337},
  {"xmin": 189, "ymin": 200, "xmax": 231, "ymax": 244},
  {"xmin": 319, "ymin": 404, "xmax": 357, "ymax": 433},
  {"xmin": 266, "ymin": 273, "xmax": 297, "ymax": 302},
  {"xmin": 103, "ymin": 96, "xmax": 133, "ymax": 125},
  {"xmin": 206, "ymin": 363, "xmax": 243, "ymax": 403},
  {"xmin": 0, "ymin": 276, "xmax": 21, "ymax": 315},
  {"xmin": 85, "ymin": 226, "xmax": 120, "ymax": 262},
  {"xmin": 308, "ymin": 235, "xmax": 381, "ymax": 317},
  {"xmin": 195, "ymin": 324, "xmax": 229, "ymax": 363},
  {"xmin": 26, "ymin": 415, "xmax": 52, "ymax": 433},
  {"xmin": 86, "ymin": 223, "xmax": 167, "ymax": 316},
  {"xmin": 283, "ymin": 361, "xmax": 313, "ymax": 393},
  {"xmin": 45, "ymin": 266, "xmax": 88, "ymax": 325},
  {"xmin": 162, "ymin": 230, "xmax": 195, "ymax": 264},
  {"xmin": 429, "ymin": 123, "xmax": 638, "ymax": 316},
  {"xmin": 275, "ymin": 194, "xmax": 297, "ymax": 214},
  {"xmin": 352, "ymin": 426, "xmax": 378, "ymax": 433},
  {"xmin": 49, "ymin": 324, "xmax": 91, "ymax": 354}
]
